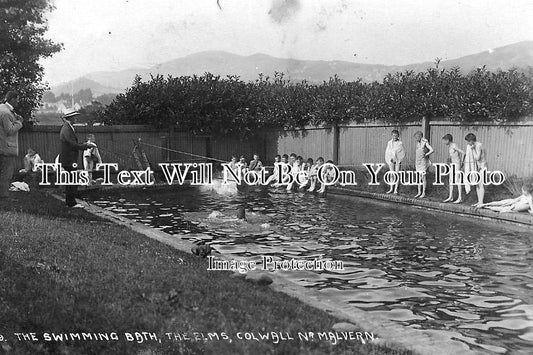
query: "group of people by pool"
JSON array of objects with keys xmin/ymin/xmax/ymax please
[
  {"xmin": 226, "ymin": 153, "xmax": 336, "ymax": 194},
  {"xmin": 226, "ymin": 130, "xmax": 533, "ymax": 215}
]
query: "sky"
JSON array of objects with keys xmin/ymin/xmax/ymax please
[{"xmin": 41, "ymin": 0, "xmax": 533, "ymax": 85}]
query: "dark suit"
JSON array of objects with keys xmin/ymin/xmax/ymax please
[{"xmin": 59, "ymin": 121, "xmax": 88, "ymax": 206}]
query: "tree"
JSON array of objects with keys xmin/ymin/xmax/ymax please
[
  {"xmin": 42, "ymin": 90, "xmax": 56, "ymax": 103},
  {"xmin": 0, "ymin": 0, "xmax": 62, "ymax": 118},
  {"xmin": 75, "ymin": 88, "xmax": 93, "ymax": 105}
]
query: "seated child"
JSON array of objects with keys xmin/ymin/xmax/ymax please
[
  {"xmin": 249, "ymin": 153, "xmax": 263, "ymax": 171},
  {"xmin": 287, "ymin": 155, "xmax": 303, "ymax": 191},
  {"xmin": 20, "ymin": 148, "xmax": 44, "ymax": 173},
  {"xmin": 266, "ymin": 154, "xmax": 281, "ymax": 185},
  {"xmin": 478, "ymin": 181, "xmax": 533, "ymax": 213},
  {"xmin": 278, "ymin": 153, "xmax": 296, "ymax": 188},
  {"xmin": 228, "ymin": 155, "xmax": 238, "ymax": 171},
  {"xmin": 237, "ymin": 156, "xmax": 248, "ymax": 173},
  {"xmin": 317, "ymin": 160, "xmax": 336, "ymax": 194},
  {"xmin": 308, "ymin": 157, "xmax": 324, "ymax": 192},
  {"xmin": 224, "ymin": 155, "xmax": 239, "ymax": 182},
  {"xmin": 299, "ymin": 158, "xmax": 313, "ymax": 189}
]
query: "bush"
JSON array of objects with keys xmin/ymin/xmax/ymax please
[{"xmin": 101, "ymin": 66, "xmax": 533, "ymax": 137}]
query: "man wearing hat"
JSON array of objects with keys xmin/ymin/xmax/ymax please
[
  {"xmin": 0, "ymin": 91, "xmax": 24, "ymax": 200},
  {"xmin": 59, "ymin": 110, "xmax": 96, "ymax": 208}
]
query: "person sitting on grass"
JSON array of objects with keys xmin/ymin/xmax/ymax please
[
  {"xmin": 478, "ymin": 181, "xmax": 533, "ymax": 213},
  {"xmin": 19, "ymin": 148, "xmax": 44, "ymax": 174},
  {"xmin": 385, "ymin": 129, "xmax": 405, "ymax": 194},
  {"xmin": 442, "ymin": 134, "xmax": 465, "ymax": 203},
  {"xmin": 414, "ymin": 131, "xmax": 434, "ymax": 199}
]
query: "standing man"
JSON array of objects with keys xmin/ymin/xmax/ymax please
[
  {"xmin": 59, "ymin": 110, "xmax": 95, "ymax": 208},
  {"xmin": 0, "ymin": 91, "xmax": 24, "ymax": 200}
]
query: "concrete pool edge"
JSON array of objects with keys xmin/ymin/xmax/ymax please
[
  {"xmin": 329, "ymin": 186, "xmax": 533, "ymax": 228},
  {"xmin": 45, "ymin": 192, "xmax": 487, "ymax": 355}
]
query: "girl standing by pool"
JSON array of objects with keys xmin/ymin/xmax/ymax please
[
  {"xmin": 414, "ymin": 131, "xmax": 434, "ymax": 198},
  {"xmin": 442, "ymin": 134, "xmax": 465, "ymax": 203},
  {"xmin": 463, "ymin": 133, "xmax": 486, "ymax": 207},
  {"xmin": 384, "ymin": 130, "xmax": 405, "ymax": 194}
]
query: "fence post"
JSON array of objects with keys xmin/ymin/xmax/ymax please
[
  {"xmin": 161, "ymin": 135, "xmax": 169, "ymax": 162},
  {"xmin": 422, "ymin": 116, "xmax": 430, "ymax": 141},
  {"xmin": 168, "ymin": 126, "xmax": 175, "ymax": 161},
  {"xmin": 205, "ymin": 136, "xmax": 212, "ymax": 164},
  {"xmin": 332, "ymin": 123, "xmax": 340, "ymax": 165}
]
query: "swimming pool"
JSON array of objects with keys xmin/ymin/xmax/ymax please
[{"xmin": 87, "ymin": 186, "xmax": 533, "ymax": 354}]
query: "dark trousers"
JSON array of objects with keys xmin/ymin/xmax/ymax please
[
  {"xmin": 63, "ymin": 164, "xmax": 78, "ymax": 207},
  {"xmin": 0, "ymin": 155, "xmax": 16, "ymax": 198}
]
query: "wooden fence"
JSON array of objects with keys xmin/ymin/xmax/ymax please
[{"xmin": 16, "ymin": 119, "xmax": 533, "ymax": 178}]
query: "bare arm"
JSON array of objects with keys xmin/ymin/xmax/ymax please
[
  {"xmin": 424, "ymin": 141, "xmax": 434, "ymax": 157},
  {"xmin": 472, "ymin": 143, "xmax": 483, "ymax": 161}
]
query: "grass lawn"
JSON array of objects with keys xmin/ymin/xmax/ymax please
[{"xmin": 0, "ymin": 190, "xmax": 413, "ymax": 355}]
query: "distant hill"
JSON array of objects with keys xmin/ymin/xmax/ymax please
[
  {"xmin": 51, "ymin": 41, "xmax": 533, "ymax": 95},
  {"xmin": 50, "ymin": 77, "xmax": 123, "ymax": 96}
]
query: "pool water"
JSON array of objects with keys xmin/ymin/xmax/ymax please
[{"xmin": 87, "ymin": 186, "xmax": 533, "ymax": 354}]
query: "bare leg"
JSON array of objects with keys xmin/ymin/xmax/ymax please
[
  {"xmin": 419, "ymin": 175, "xmax": 426, "ymax": 198},
  {"xmin": 308, "ymin": 178, "xmax": 316, "ymax": 192},
  {"xmin": 479, "ymin": 198, "xmax": 517, "ymax": 208},
  {"xmin": 443, "ymin": 173, "xmax": 453, "ymax": 202},
  {"xmin": 475, "ymin": 184, "xmax": 485, "ymax": 207},
  {"xmin": 414, "ymin": 173, "xmax": 421, "ymax": 198},
  {"xmin": 453, "ymin": 183, "xmax": 463, "ymax": 203},
  {"xmin": 386, "ymin": 163, "xmax": 395, "ymax": 193},
  {"xmin": 393, "ymin": 163, "xmax": 400, "ymax": 194}
]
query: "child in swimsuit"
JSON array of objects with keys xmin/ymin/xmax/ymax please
[
  {"xmin": 317, "ymin": 160, "xmax": 336, "ymax": 194},
  {"xmin": 384, "ymin": 129, "xmax": 405, "ymax": 194},
  {"xmin": 308, "ymin": 157, "xmax": 323, "ymax": 192},
  {"xmin": 464, "ymin": 133, "xmax": 487, "ymax": 207},
  {"xmin": 442, "ymin": 134, "xmax": 465, "ymax": 203},
  {"xmin": 479, "ymin": 182, "xmax": 533, "ymax": 213},
  {"xmin": 414, "ymin": 131, "xmax": 434, "ymax": 198},
  {"xmin": 249, "ymin": 154, "xmax": 263, "ymax": 171},
  {"xmin": 299, "ymin": 158, "xmax": 314, "ymax": 189}
]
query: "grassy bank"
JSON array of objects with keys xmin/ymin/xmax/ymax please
[{"xmin": 0, "ymin": 191, "xmax": 412, "ymax": 355}]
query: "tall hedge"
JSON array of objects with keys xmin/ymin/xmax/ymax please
[{"xmin": 101, "ymin": 66, "xmax": 533, "ymax": 137}]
